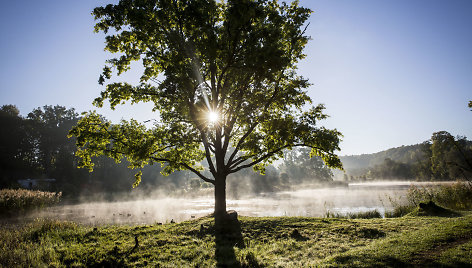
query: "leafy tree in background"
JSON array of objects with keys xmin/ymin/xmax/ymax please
[
  {"xmin": 365, "ymin": 158, "xmax": 413, "ymax": 180},
  {"xmin": 0, "ymin": 104, "xmax": 192, "ymax": 196},
  {"xmin": 430, "ymin": 131, "xmax": 472, "ymax": 182},
  {"xmin": 412, "ymin": 141, "xmax": 434, "ymax": 181},
  {"xmin": 70, "ymin": 0, "xmax": 342, "ymax": 220},
  {"xmin": 280, "ymin": 147, "xmax": 333, "ymax": 183},
  {"xmin": 0, "ymin": 105, "xmax": 37, "ymax": 183},
  {"xmin": 0, "ymin": 105, "xmax": 88, "ymax": 190},
  {"xmin": 430, "ymin": 131, "xmax": 455, "ymax": 180},
  {"xmin": 27, "ymin": 106, "xmax": 80, "ymax": 177}
]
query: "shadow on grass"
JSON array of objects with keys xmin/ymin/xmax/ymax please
[
  {"xmin": 332, "ymin": 255, "xmax": 410, "ymax": 268},
  {"xmin": 215, "ymin": 211, "xmax": 244, "ymax": 268}
]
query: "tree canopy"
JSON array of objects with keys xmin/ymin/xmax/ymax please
[
  {"xmin": 0, "ymin": 105, "xmax": 84, "ymax": 190},
  {"xmin": 280, "ymin": 147, "xmax": 333, "ymax": 183},
  {"xmin": 70, "ymin": 0, "xmax": 342, "ymax": 217}
]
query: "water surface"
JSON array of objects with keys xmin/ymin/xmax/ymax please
[{"xmin": 21, "ymin": 181, "xmax": 447, "ymax": 225}]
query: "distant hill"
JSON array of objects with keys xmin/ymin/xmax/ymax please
[
  {"xmin": 340, "ymin": 144, "xmax": 426, "ymax": 172},
  {"xmin": 338, "ymin": 133, "xmax": 472, "ymax": 181}
]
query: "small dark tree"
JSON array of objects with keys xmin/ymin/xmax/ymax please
[{"xmin": 70, "ymin": 0, "xmax": 342, "ymax": 221}]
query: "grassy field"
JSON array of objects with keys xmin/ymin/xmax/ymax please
[{"xmin": 1, "ymin": 212, "xmax": 472, "ymax": 267}]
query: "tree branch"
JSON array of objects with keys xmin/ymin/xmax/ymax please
[
  {"xmin": 150, "ymin": 156, "xmax": 214, "ymax": 184},
  {"xmin": 228, "ymin": 144, "xmax": 334, "ymax": 175},
  {"xmin": 226, "ymin": 76, "xmax": 282, "ymax": 168}
]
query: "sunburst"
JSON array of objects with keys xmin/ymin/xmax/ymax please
[{"xmin": 207, "ymin": 111, "xmax": 219, "ymax": 124}]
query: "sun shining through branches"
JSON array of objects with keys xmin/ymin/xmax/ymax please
[
  {"xmin": 73, "ymin": 0, "xmax": 343, "ymax": 221},
  {"xmin": 207, "ymin": 111, "xmax": 219, "ymax": 125}
]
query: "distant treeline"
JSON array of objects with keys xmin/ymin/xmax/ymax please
[
  {"xmin": 3, "ymin": 104, "xmax": 468, "ymax": 197},
  {"xmin": 0, "ymin": 105, "xmax": 194, "ymax": 198},
  {"xmin": 341, "ymin": 131, "xmax": 472, "ymax": 182},
  {"xmin": 0, "ymin": 105, "xmax": 335, "ymax": 198}
]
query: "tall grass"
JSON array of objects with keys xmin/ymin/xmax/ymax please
[
  {"xmin": 0, "ymin": 188, "xmax": 62, "ymax": 214},
  {"xmin": 386, "ymin": 182, "xmax": 472, "ymax": 217},
  {"xmin": 0, "ymin": 219, "xmax": 76, "ymax": 267},
  {"xmin": 407, "ymin": 182, "xmax": 472, "ymax": 210},
  {"xmin": 325, "ymin": 210, "xmax": 382, "ymax": 219}
]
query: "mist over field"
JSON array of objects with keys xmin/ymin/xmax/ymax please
[
  {"xmin": 6, "ymin": 180, "xmax": 455, "ymax": 226},
  {"xmin": 1, "ymin": 105, "xmax": 470, "ymax": 226},
  {"xmin": 1, "ymin": 0, "xmax": 472, "ymax": 266},
  {"xmin": 19, "ymin": 182, "xmax": 392, "ymax": 224}
]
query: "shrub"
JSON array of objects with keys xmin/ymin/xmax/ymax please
[
  {"xmin": 404, "ymin": 182, "xmax": 472, "ymax": 211},
  {"xmin": 386, "ymin": 182, "xmax": 472, "ymax": 217},
  {"xmin": 0, "ymin": 189, "xmax": 62, "ymax": 215}
]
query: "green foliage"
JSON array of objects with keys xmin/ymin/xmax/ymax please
[
  {"xmin": 385, "ymin": 182, "xmax": 472, "ymax": 217},
  {"xmin": 0, "ymin": 104, "xmax": 87, "ymax": 191},
  {"xmin": 0, "ymin": 189, "xmax": 62, "ymax": 214},
  {"xmin": 227, "ymin": 164, "xmax": 284, "ymax": 196},
  {"xmin": 71, "ymin": 0, "xmax": 342, "ymax": 197},
  {"xmin": 342, "ymin": 131, "xmax": 472, "ymax": 181},
  {"xmin": 384, "ymin": 200, "xmax": 415, "ymax": 218},
  {"xmin": 429, "ymin": 131, "xmax": 472, "ymax": 181},
  {"xmin": 0, "ymin": 105, "xmax": 38, "ymax": 179},
  {"xmin": 325, "ymin": 210, "xmax": 382, "ymax": 219},
  {"xmin": 70, "ymin": 111, "xmax": 205, "ymax": 187},
  {"xmin": 366, "ymin": 158, "xmax": 413, "ymax": 180},
  {"xmin": 27, "ymin": 105, "xmax": 81, "ymax": 179},
  {"xmin": 405, "ymin": 183, "xmax": 472, "ymax": 211},
  {"xmin": 280, "ymin": 147, "xmax": 334, "ymax": 183},
  {"xmin": 0, "ymin": 104, "xmax": 204, "ymax": 198}
]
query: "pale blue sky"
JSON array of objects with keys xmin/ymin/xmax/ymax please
[{"xmin": 0, "ymin": 0, "xmax": 471, "ymax": 156}]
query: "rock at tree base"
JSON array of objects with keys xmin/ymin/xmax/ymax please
[{"xmin": 227, "ymin": 210, "xmax": 238, "ymax": 221}]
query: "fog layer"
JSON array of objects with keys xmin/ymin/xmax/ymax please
[{"xmin": 20, "ymin": 181, "xmax": 446, "ymax": 225}]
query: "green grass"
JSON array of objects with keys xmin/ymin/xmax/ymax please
[
  {"xmin": 1, "ymin": 213, "xmax": 472, "ymax": 267},
  {"xmin": 321, "ymin": 214, "xmax": 472, "ymax": 267}
]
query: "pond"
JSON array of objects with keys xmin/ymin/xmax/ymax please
[{"xmin": 20, "ymin": 181, "xmax": 449, "ymax": 225}]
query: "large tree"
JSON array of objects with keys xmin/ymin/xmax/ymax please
[
  {"xmin": 28, "ymin": 105, "xmax": 79, "ymax": 176},
  {"xmin": 70, "ymin": 0, "xmax": 342, "ymax": 220}
]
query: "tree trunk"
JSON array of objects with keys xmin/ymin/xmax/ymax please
[{"xmin": 214, "ymin": 174, "xmax": 227, "ymax": 220}]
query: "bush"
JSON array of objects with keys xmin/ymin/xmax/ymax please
[
  {"xmin": 405, "ymin": 182, "xmax": 472, "ymax": 211},
  {"xmin": 0, "ymin": 189, "xmax": 62, "ymax": 215},
  {"xmin": 386, "ymin": 182, "xmax": 472, "ymax": 217},
  {"xmin": 384, "ymin": 204, "xmax": 414, "ymax": 218}
]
